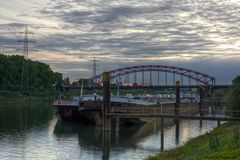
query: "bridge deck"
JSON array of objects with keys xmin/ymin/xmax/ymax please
[{"xmin": 65, "ymin": 85, "xmax": 230, "ymax": 90}]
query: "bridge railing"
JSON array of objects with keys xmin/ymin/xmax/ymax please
[{"xmin": 107, "ymin": 106, "xmax": 240, "ymax": 119}]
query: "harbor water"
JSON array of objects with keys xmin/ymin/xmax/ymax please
[{"xmin": 0, "ymin": 104, "xmax": 219, "ymax": 160}]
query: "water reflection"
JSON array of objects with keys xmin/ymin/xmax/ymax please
[
  {"xmin": 53, "ymin": 118, "xmax": 217, "ymax": 160},
  {"xmin": 0, "ymin": 104, "xmax": 219, "ymax": 160},
  {"xmin": 175, "ymin": 119, "xmax": 180, "ymax": 146},
  {"xmin": 0, "ymin": 104, "xmax": 53, "ymax": 134},
  {"xmin": 53, "ymin": 120, "xmax": 161, "ymax": 148},
  {"xmin": 53, "ymin": 119, "xmax": 166, "ymax": 160}
]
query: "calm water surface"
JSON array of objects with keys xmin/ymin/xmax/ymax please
[{"xmin": 0, "ymin": 104, "xmax": 218, "ymax": 160}]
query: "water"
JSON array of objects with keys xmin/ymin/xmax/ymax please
[{"xmin": 0, "ymin": 104, "xmax": 219, "ymax": 160}]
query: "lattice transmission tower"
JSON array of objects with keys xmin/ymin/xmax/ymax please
[
  {"xmin": 93, "ymin": 56, "xmax": 97, "ymax": 78},
  {"xmin": 18, "ymin": 26, "xmax": 35, "ymax": 91},
  {"xmin": 90, "ymin": 56, "xmax": 99, "ymax": 85}
]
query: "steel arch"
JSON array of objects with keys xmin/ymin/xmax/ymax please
[{"xmin": 91, "ymin": 65, "xmax": 216, "ymax": 86}]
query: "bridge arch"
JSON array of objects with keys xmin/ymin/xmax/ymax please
[{"xmin": 91, "ymin": 65, "xmax": 215, "ymax": 86}]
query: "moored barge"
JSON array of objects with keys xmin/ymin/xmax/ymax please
[{"xmin": 53, "ymin": 95, "xmax": 158, "ymax": 125}]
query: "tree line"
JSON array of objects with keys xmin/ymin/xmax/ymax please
[
  {"xmin": 0, "ymin": 54, "xmax": 62, "ymax": 92},
  {"xmin": 226, "ymin": 76, "xmax": 240, "ymax": 114}
]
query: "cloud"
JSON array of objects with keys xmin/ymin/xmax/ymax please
[
  {"xmin": 0, "ymin": 23, "xmax": 26, "ymax": 28},
  {"xmin": 0, "ymin": 0, "xmax": 239, "ymax": 83}
]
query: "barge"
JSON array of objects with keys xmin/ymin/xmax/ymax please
[{"xmin": 53, "ymin": 95, "xmax": 158, "ymax": 125}]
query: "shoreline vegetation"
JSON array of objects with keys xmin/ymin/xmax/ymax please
[
  {"xmin": 147, "ymin": 122, "xmax": 240, "ymax": 160},
  {"xmin": 0, "ymin": 54, "xmax": 65, "ymax": 103}
]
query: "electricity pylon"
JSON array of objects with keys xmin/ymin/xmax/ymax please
[
  {"xmin": 91, "ymin": 56, "xmax": 99, "ymax": 85},
  {"xmin": 18, "ymin": 26, "xmax": 35, "ymax": 92}
]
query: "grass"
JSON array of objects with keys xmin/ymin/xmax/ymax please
[{"xmin": 147, "ymin": 122, "xmax": 240, "ymax": 160}]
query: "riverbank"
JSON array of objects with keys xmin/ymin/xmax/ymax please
[{"xmin": 147, "ymin": 122, "xmax": 240, "ymax": 160}]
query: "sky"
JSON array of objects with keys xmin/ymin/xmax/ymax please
[{"xmin": 0, "ymin": 0, "xmax": 239, "ymax": 84}]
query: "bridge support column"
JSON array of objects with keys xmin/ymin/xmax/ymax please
[
  {"xmin": 199, "ymin": 87, "xmax": 203, "ymax": 116},
  {"xmin": 175, "ymin": 119, "xmax": 180, "ymax": 146},
  {"xmin": 102, "ymin": 128, "xmax": 111, "ymax": 160},
  {"xmin": 175, "ymin": 81, "xmax": 180, "ymax": 115},
  {"xmin": 102, "ymin": 72, "xmax": 111, "ymax": 159},
  {"xmin": 160, "ymin": 117, "xmax": 164, "ymax": 151},
  {"xmin": 103, "ymin": 116, "xmax": 111, "ymax": 132},
  {"xmin": 103, "ymin": 72, "xmax": 111, "ymax": 132}
]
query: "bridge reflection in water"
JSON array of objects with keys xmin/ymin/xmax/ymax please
[{"xmin": 53, "ymin": 117, "xmax": 221, "ymax": 160}]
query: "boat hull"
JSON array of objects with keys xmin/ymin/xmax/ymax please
[{"xmin": 55, "ymin": 105, "xmax": 80, "ymax": 121}]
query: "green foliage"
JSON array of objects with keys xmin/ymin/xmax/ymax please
[
  {"xmin": 209, "ymin": 134, "xmax": 220, "ymax": 151},
  {"xmin": 226, "ymin": 76, "xmax": 240, "ymax": 113},
  {"xmin": 63, "ymin": 77, "xmax": 70, "ymax": 86},
  {"xmin": 204, "ymin": 148, "xmax": 240, "ymax": 160},
  {"xmin": 147, "ymin": 123, "xmax": 240, "ymax": 160},
  {"xmin": 0, "ymin": 54, "xmax": 62, "ymax": 93},
  {"xmin": 233, "ymin": 125, "xmax": 240, "ymax": 147}
]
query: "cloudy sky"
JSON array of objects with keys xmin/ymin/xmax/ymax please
[{"xmin": 0, "ymin": 0, "xmax": 239, "ymax": 84}]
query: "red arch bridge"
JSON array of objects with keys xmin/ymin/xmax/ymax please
[{"xmin": 90, "ymin": 65, "xmax": 216, "ymax": 87}]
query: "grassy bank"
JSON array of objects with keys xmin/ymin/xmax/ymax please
[{"xmin": 148, "ymin": 122, "xmax": 240, "ymax": 160}]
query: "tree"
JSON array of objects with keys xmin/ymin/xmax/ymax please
[
  {"xmin": 0, "ymin": 54, "xmax": 62, "ymax": 92},
  {"xmin": 226, "ymin": 76, "xmax": 240, "ymax": 115},
  {"xmin": 63, "ymin": 77, "xmax": 70, "ymax": 86}
]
